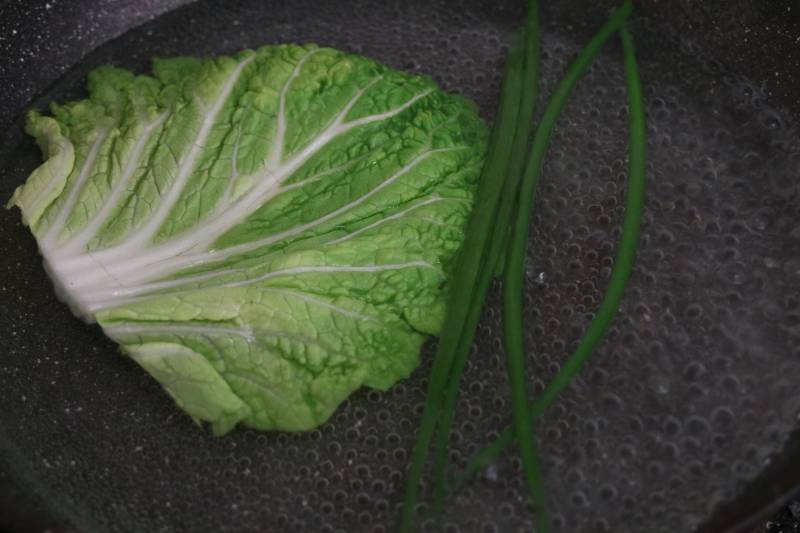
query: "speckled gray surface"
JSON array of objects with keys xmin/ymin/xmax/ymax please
[
  {"xmin": 0, "ymin": 0, "xmax": 192, "ymax": 131},
  {"xmin": 1, "ymin": 1, "xmax": 800, "ymax": 533}
]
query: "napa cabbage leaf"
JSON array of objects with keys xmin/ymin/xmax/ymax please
[{"xmin": 8, "ymin": 44, "xmax": 487, "ymax": 434}]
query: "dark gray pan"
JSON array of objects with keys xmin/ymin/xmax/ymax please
[{"xmin": 1, "ymin": 1, "xmax": 799, "ymax": 532}]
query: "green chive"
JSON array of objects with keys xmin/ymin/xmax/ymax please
[
  {"xmin": 397, "ymin": 40, "xmax": 525, "ymax": 533},
  {"xmin": 428, "ymin": 0, "xmax": 541, "ymax": 521},
  {"xmin": 502, "ymin": 2, "xmax": 634, "ymax": 529},
  {"xmin": 451, "ymin": 5, "xmax": 646, "ymax": 495}
]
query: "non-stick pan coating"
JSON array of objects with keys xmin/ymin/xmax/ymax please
[{"xmin": 1, "ymin": 1, "xmax": 799, "ymax": 532}]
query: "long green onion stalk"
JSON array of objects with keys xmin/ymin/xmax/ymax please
[
  {"xmin": 397, "ymin": 37, "xmax": 527, "ymax": 533},
  {"xmin": 429, "ymin": 0, "xmax": 541, "ymax": 520},
  {"xmin": 452, "ymin": 9, "xmax": 646, "ymax": 495},
  {"xmin": 400, "ymin": 1, "xmax": 645, "ymax": 530},
  {"xmin": 501, "ymin": 2, "xmax": 633, "ymax": 530}
]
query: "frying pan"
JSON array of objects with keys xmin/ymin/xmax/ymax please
[{"xmin": 2, "ymin": 0, "xmax": 800, "ymax": 532}]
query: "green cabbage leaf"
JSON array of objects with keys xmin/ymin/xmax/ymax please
[{"xmin": 8, "ymin": 44, "xmax": 487, "ymax": 434}]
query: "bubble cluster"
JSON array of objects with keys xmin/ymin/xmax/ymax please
[{"xmin": 0, "ymin": 0, "xmax": 798, "ymax": 532}]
